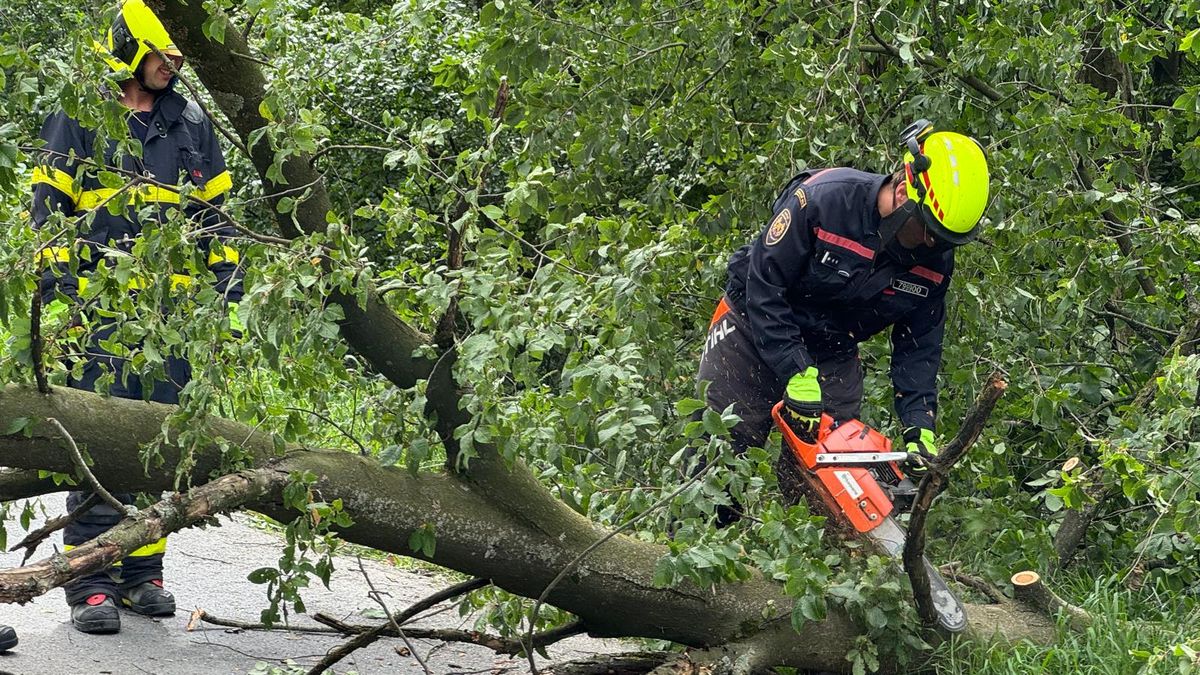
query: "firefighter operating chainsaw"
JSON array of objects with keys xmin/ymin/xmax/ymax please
[
  {"xmin": 694, "ymin": 120, "xmax": 988, "ymax": 632},
  {"xmin": 771, "ymin": 407, "xmax": 967, "ymax": 632}
]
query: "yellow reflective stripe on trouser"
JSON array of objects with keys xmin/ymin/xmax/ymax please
[
  {"xmin": 77, "ymin": 274, "xmax": 194, "ymax": 294},
  {"xmin": 126, "ymin": 538, "xmax": 167, "ymax": 557},
  {"xmin": 32, "ymin": 166, "xmax": 81, "ymax": 205},
  {"xmin": 37, "ymin": 246, "xmax": 71, "ymax": 264},
  {"xmin": 208, "ymin": 244, "xmax": 239, "ymax": 266},
  {"xmin": 195, "ymin": 170, "xmax": 232, "ymax": 201},
  {"xmin": 63, "ymin": 538, "xmax": 168, "ymax": 561}
]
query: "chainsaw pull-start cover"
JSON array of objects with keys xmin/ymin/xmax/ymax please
[{"xmin": 813, "ymin": 466, "xmax": 894, "ymax": 533}]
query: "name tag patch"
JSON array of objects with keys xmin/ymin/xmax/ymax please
[{"xmin": 892, "ymin": 278, "xmax": 929, "ymax": 297}]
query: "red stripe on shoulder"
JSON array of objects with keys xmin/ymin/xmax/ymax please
[
  {"xmin": 815, "ymin": 228, "xmax": 875, "ymax": 260},
  {"xmin": 910, "ymin": 266, "xmax": 945, "ymax": 284}
]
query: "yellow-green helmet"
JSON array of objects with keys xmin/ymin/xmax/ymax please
[
  {"xmin": 902, "ymin": 122, "xmax": 990, "ymax": 245},
  {"xmin": 99, "ymin": 0, "xmax": 182, "ymax": 77}
]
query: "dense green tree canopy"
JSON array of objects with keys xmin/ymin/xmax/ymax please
[{"xmin": 1, "ymin": 0, "xmax": 1199, "ymax": 672}]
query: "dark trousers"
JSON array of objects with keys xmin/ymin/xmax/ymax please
[
  {"xmin": 698, "ymin": 297, "xmax": 864, "ymax": 455},
  {"xmin": 696, "ymin": 297, "xmax": 863, "ymax": 524},
  {"xmin": 62, "ymin": 321, "xmax": 191, "ymax": 605}
]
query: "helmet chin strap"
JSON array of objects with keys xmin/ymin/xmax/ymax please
[{"xmin": 878, "ymin": 195, "xmax": 944, "ymax": 265}]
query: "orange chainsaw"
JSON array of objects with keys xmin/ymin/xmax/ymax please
[{"xmin": 771, "ymin": 403, "xmax": 967, "ymax": 632}]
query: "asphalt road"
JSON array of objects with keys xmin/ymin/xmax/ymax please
[{"xmin": 0, "ymin": 493, "xmax": 625, "ymax": 675}]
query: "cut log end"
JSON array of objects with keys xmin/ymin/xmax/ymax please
[
  {"xmin": 1010, "ymin": 569, "xmax": 1093, "ymax": 632},
  {"xmin": 1012, "ymin": 570, "xmax": 1040, "ymax": 587}
]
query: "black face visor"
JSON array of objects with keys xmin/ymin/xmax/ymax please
[{"xmin": 879, "ymin": 200, "xmax": 958, "ymax": 264}]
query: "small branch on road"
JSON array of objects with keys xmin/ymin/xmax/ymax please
[
  {"xmin": 194, "ymin": 607, "xmax": 586, "ymax": 656},
  {"xmin": 306, "ymin": 575, "xmax": 490, "ymax": 675},
  {"xmin": 903, "ymin": 373, "xmax": 1007, "ymax": 629},
  {"xmin": 190, "ymin": 608, "xmax": 341, "ymax": 634},
  {"xmin": 358, "ymin": 556, "xmax": 432, "ymax": 675}
]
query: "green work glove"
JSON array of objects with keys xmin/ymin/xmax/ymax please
[
  {"xmin": 226, "ymin": 302, "xmax": 244, "ymax": 340},
  {"xmin": 783, "ymin": 367, "xmax": 822, "ymax": 438},
  {"xmin": 903, "ymin": 427, "xmax": 938, "ymax": 472}
]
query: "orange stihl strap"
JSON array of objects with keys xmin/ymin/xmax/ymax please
[{"xmin": 709, "ymin": 297, "xmax": 731, "ymax": 329}]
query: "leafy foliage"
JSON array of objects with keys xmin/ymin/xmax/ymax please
[{"xmin": 2, "ymin": 0, "xmax": 1200, "ymax": 670}]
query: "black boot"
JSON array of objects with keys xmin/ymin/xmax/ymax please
[
  {"xmin": 71, "ymin": 593, "xmax": 120, "ymax": 634},
  {"xmin": 0, "ymin": 624, "xmax": 17, "ymax": 651},
  {"xmin": 121, "ymin": 580, "xmax": 175, "ymax": 616}
]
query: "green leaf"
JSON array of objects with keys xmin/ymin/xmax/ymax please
[
  {"xmin": 2, "ymin": 417, "xmax": 31, "ymax": 436},
  {"xmin": 674, "ymin": 398, "xmax": 706, "ymax": 416},
  {"xmin": 247, "ymin": 567, "xmax": 278, "ymax": 584},
  {"xmin": 1182, "ymin": 28, "xmax": 1200, "ymax": 54}
]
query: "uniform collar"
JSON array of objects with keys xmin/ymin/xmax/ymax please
[{"xmin": 151, "ymin": 88, "xmax": 187, "ymax": 126}]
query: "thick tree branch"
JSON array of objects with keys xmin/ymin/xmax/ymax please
[
  {"xmin": 29, "ymin": 287, "xmax": 48, "ymax": 394},
  {"xmin": 0, "ymin": 468, "xmax": 288, "ymax": 603},
  {"xmin": 903, "ymin": 373, "xmax": 1007, "ymax": 628}
]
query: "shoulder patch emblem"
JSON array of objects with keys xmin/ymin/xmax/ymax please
[
  {"xmin": 764, "ymin": 210, "xmax": 791, "ymax": 246},
  {"xmin": 793, "ymin": 186, "xmax": 808, "ymax": 209},
  {"xmin": 892, "ymin": 278, "xmax": 929, "ymax": 297}
]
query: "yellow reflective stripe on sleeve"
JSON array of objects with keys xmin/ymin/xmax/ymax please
[
  {"xmin": 76, "ymin": 171, "xmax": 232, "ymax": 211},
  {"xmin": 208, "ymin": 244, "xmax": 240, "ymax": 267},
  {"xmin": 126, "ymin": 537, "xmax": 167, "ymax": 558},
  {"xmin": 37, "ymin": 246, "xmax": 71, "ymax": 264},
  {"xmin": 76, "ymin": 185, "xmax": 183, "ymax": 211},
  {"xmin": 195, "ymin": 170, "xmax": 232, "ymax": 201},
  {"xmin": 32, "ymin": 166, "xmax": 81, "ymax": 205}
]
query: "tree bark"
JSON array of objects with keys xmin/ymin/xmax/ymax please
[{"xmin": 0, "ymin": 385, "xmax": 1058, "ymax": 672}]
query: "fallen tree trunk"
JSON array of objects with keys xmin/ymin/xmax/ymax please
[{"xmin": 0, "ymin": 384, "xmax": 1058, "ymax": 673}]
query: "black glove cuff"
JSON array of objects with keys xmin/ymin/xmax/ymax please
[
  {"xmin": 785, "ymin": 399, "xmax": 823, "ymax": 419},
  {"xmin": 902, "ymin": 426, "xmax": 924, "ymax": 443}
]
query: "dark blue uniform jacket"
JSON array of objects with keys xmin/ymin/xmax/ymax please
[
  {"xmin": 725, "ymin": 167, "xmax": 952, "ymax": 429},
  {"xmin": 31, "ymin": 86, "xmax": 242, "ymax": 304}
]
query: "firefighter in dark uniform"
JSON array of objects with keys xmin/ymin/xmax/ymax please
[
  {"xmin": 31, "ymin": 0, "xmax": 242, "ymax": 634},
  {"xmin": 698, "ymin": 122, "xmax": 989, "ymax": 523}
]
